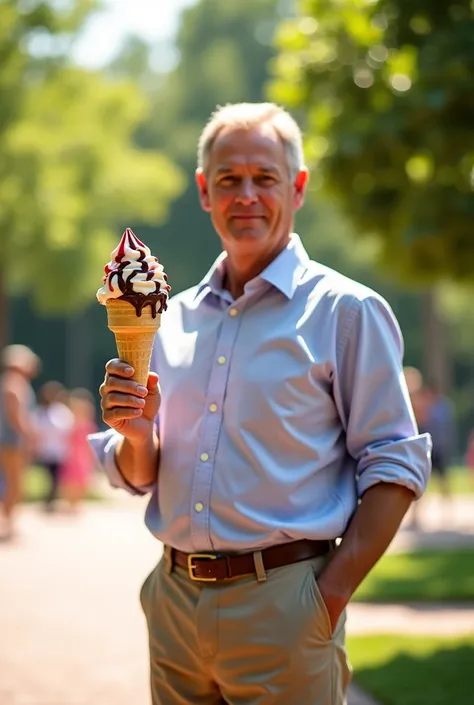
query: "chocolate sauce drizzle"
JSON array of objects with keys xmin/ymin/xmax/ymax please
[
  {"xmin": 119, "ymin": 290, "xmax": 169, "ymax": 318},
  {"xmin": 104, "ymin": 228, "xmax": 170, "ymax": 317}
]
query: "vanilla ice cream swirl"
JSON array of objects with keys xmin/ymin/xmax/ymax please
[{"xmin": 97, "ymin": 228, "xmax": 170, "ymax": 315}]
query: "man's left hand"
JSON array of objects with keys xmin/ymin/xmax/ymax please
[
  {"xmin": 315, "ymin": 483, "xmax": 416, "ymax": 632},
  {"xmin": 316, "ymin": 574, "xmax": 351, "ymax": 632}
]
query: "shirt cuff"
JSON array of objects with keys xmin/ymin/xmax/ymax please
[
  {"xmin": 356, "ymin": 433, "xmax": 432, "ymax": 500},
  {"xmin": 87, "ymin": 429, "xmax": 154, "ymax": 496}
]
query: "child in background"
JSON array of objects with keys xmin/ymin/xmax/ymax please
[
  {"xmin": 60, "ymin": 388, "xmax": 98, "ymax": 513},
  {"xmin": 34, "ymin": 381, "xmax": 74, "ymax": 512}
]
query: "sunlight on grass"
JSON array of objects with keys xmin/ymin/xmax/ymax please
[
  {"xmin": 22, "ymin": 465, "xmax": 103, "ymax": 503},
  {"xmin": 348, "ymin": 634, "xmax": 474, "ymax": 705},
  {"xmin": 426, "ymin": 466, "xmax": 473, "ymax": 495},
  {"xmin": 354, "ymin": 549, "xmax": 474, "ymax": 602}
]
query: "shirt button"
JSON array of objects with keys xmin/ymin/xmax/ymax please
[
  {"xmin": 209, "ymin": 403, "xmax": 218, "ymax": 413},
  {"xmin": 217, "ymin": 356, "xmax": 226, "ymax": 365},
  {"xmin": 229, "ymin": 308, "xmax": 238, "ymax": 316},
  {"xmin": 200, "ymin": 452, "xmax": 209, "ymax": 462},
  {"xmin": 194, "ymin": 502, "xmax": 204, "ymax": 513}
]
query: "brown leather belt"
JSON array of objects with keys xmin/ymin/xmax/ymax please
[{"xmin": 170, "ymin": 538, "xmax": 333, "ymax": 582}]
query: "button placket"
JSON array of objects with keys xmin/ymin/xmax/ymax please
[{"xmin": 190, "ymin": 303, "xmax": 245, "ymax": 549}]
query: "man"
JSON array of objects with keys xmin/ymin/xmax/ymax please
[
  {"xmin": 423, "ymin": 381, "xmax": 455, "ymax": 493},
  {"xmin": 0, "ymin": 344, "xmax": 40, "ymax": 540},
  {"xmin": 404, "ymin": 368, "xmax": 453, "ymax": 527},
  {"xmin": 91, "ymin": 102, "xmax": 431, "ymax": 704}
]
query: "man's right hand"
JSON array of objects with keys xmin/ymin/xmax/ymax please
[{"xmin": 99, "ymin": 359, "xmax": 161, "ymax": 446}]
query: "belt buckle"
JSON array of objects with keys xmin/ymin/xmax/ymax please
[{"xmin": 187, "ymin": 553, "xmax": 217, "ymax": 581}]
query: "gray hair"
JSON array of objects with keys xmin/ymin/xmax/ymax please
[{"xmin": 197, "ymin": 102, "xmax": 305, "ymax": 179}]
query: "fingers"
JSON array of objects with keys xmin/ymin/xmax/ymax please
[
  {"xmin": 104, "ymin": 405, "xmax": 145, "ymax": 422},
  {"xmin": 101, "ymin": 391, "xmax": 145, "ymax": 425},
  {"xmin": 99, "ymin": 376, "xmax": 148, "ymax": 398},
  {"xmin": 100, "ymin": 359, "xmax": 150, "ymax": 425},
  {"xmin": 105, "ymin": 358, "xmax": 135, "ymax": 380},
  {"xmin": 146, "ymin": 372, "xmax": 160, "ymax": 392},
  {"xmin": 101, "ymin": 391, "xmax": 146, "ymax": 412},
  {"xmin": 100, "ymin": 359, "xmax": 148, "ymax": 397}
]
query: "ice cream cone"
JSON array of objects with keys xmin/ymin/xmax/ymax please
[
  {"xmin": 106, "ymin": 299, "xmax": 161, "ymax": 386},
  {"xmin": 98, "ymin": 228, "xmax": 169, "ymax": 385}
]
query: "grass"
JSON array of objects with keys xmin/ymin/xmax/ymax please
[
  {"xmin": 21, "ymin": 465, "xmax": 103, "ymax": 503},
  {"xmin": 348, "ymin": 634, "xmax": 474, "ymax": 705},
  {"xmin": 425, "ymin": 465, "xmax": 473, "ymax": 495},
  {"xmin": 354, "ymin": 549, "xmax": 474, "ymax": 603}
]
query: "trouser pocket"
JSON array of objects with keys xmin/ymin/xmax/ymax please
[{"xmin": 306, "ymin": 558, "xmax": 347, "ymax": 641}]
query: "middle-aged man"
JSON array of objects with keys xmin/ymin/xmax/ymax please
[{"xmin": 90, "ymin": 102, "xmax": 431, "ymax": 705}]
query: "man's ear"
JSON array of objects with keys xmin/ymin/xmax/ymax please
[
  {"xmin": 195, "ymin": 168, "xmax": 211, "ymax": 212},
  {"xmin": 293, "ymin": 167, "xmax": 309, "ymax": 210}
]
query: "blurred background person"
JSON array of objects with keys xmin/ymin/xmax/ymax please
[
  {"xmin": 60, "ymin": 388, "xmax": 98, "ymax": 514},
  {"xmin": 403, "ymin": 366, "xmax": 432, "ymax": 530},
  {"xmin": 422, "ymin": 381, "xmax": 455, "ymax": 506},
  {"xmin": 33, "ymin": 381, "xmax": 74, "ymax": 513},
  {"xmin": 0, "ymin": 345, "xmax": 40, "ymax": 540},
  {"xmin": 403, "ymin": 366, "xmax": 430, "ymax": 431},
  {"xmin": 404, "ymin": 368, "xmax": 455, "ymax": 525}
]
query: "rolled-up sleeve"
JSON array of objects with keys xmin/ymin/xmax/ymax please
[
  {"xmin": 88, "ymin": 428, "xmax": 153, "ymax": 496},
  {"xmin": 334, "ymin": 293, "xmax": 432, "ymax": 498}
]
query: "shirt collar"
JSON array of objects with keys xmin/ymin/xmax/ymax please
[{"xmin": 194, "ymin": 233, "xmax": 310, "ymax": 301}]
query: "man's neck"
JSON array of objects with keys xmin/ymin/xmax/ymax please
[{"xmin": 223, "ymin": 237, "xmax": 290, "ymax": 300}]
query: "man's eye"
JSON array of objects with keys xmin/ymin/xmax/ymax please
[
  {"xmin": 257, "ymin": 175, "xmax": 275, "ymax": 184},
  {"xmin": 218, "ymin": 176, "xmax": 237, "ymax": 186}
]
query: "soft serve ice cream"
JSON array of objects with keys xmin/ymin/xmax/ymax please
[
  {"xmin": 97, "ymin": 228, "xmax": 170, "ymax": 385},
  {"xmin": 97, "ymin": 227, "xmax": 170, "ymax": 316}
]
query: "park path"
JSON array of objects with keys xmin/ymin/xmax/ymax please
[{"xmin": 0, "ymin": 492, "xmax": 473, "ymax": 705}]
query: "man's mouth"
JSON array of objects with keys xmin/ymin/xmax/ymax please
[{"xmin": 230, "ymin": 214, "xmax": 265, "ymax": 220}]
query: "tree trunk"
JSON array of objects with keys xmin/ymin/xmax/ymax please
[
  {"xmin": 65, "ymin": 309, "xmax": 92, "ymax": 390},
  {"xmin": 420, "ymin": 289, "xmax": 451, "ymax": 394},
  {"xmin": 0, "ymin": 265, "xmax": 10, "ymax": 351}
]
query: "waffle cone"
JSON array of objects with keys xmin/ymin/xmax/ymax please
[{"xmin": 106, "ymin": 299, "xmax": 161, "ymax": 386}]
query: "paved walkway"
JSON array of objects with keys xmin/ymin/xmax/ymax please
[
  {"xmin": 389, "ymin": 495, "xmax": 474, "ymax": 554},
  {"xmin": 0, "ymin": 493, "xmax": 473, "ymax": 705},
  {"xmin": 348, "ymin": 601, "xmax": 474, "ymax": 636}
]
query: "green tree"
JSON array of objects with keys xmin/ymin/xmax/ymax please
[
  {"xmin": 270, "ymin": 0, "xmax": 474, "ymax": 391},
  {"xmin": 0, "ymin": 1, "xmax": 184, "ymax": 348},
  {"xmin": 270, "ymin": 0, "xmax": 474, "ymax": 282},
  {"xmin": 0, "ymin": 0, "xmax": 95, "ymax": 345}
]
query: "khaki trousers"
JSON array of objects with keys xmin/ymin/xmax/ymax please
[{"xmin": 140, "ymin": 551, "xmax": 351, "ymax": 704}]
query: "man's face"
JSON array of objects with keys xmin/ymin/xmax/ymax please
[{"xmin": 196, "ymin": 123, "xmax": 308, "ymax": 260}]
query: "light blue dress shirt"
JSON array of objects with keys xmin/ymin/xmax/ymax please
[{"xmin": 89, "ymin": 234, "xmax": 431, "ymax": 553}]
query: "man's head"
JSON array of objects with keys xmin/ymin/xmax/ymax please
[
  {"xmin": 1, "ymin": 344, "xmax": 40, "ymax": 379},
  {"xmin": 195, "ymin": 102, "xmax": 309, "ymax": 261},
  {"xmin": 403, "ymin": 366, "xmax": 423, "ymax": 396}
]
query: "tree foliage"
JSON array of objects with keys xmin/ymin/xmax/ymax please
[
  {"xmin": 131, "ymin": 0, "xmax": 295, "ymax": 294},
  {"xmin": 270, "ymin": 0, "xmax": 474, "ymax": 283},
  {"xmin": 3, "ymin": 67, "xmax": 183, "ymax": 311},
  {"xmin": 0, "ymin": 0, "xmax": 184, "ymax": 338}
]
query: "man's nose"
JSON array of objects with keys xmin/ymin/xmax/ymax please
[{"xmin": 235, "ymin": 178, "xmax": 257, "ymax": 204}]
